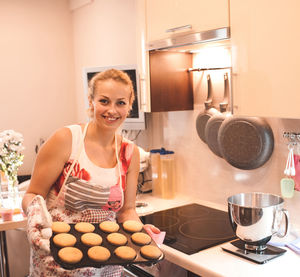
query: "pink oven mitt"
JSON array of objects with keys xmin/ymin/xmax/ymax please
[{"xmin": 144, "ymin": 224, "xmax": 166, "ymax": 246}]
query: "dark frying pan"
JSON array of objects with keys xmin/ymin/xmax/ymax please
[
  {"xmin": 205, "ymin": 73, "xmax": 231, "ymax": 157},
  {"xmin": 196, "ymin": 74, "xmax": 220, "ymax": 143},
  {"xmin": 217, "ymin": 116, "xmax": 274, "ymax": 170}
]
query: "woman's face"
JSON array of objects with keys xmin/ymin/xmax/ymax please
[{"xmin": 90, "ymin": 79, "xmax": 131, "ymax": 130}]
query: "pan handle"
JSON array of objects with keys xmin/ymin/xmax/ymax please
[
  {"xmin": 204, "ymin": 74, "xmax": 213, "ymax": 109},
  {"xmin": 220, "ymin": 73, "xmax": 229, "ymax": 113}
]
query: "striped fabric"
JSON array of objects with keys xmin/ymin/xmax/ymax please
[{"xmin": 64, "ymin": 177, "xmax": 111, "ymax": 211}]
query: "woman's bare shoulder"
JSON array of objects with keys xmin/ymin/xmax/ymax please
[
  {"xmin": 39, "ymin": 127, "xmax": 72, "ymax": 160},
  {"xmin": 50, "ymin": 127, "xmax": 72, "ymax": 145}
]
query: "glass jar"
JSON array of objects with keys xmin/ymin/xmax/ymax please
[
  {"xmin": 150, "ymin": 149, "xmax": 162, "ymax": 197},
  {"xmin": 160, "ymin": 151, "xmax": 175, "ymax": 199}
]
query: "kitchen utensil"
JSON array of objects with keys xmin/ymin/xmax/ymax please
[
  {"xmin": 196, "ymin": 74, "xmax": 220, "ymax": 143},
  {"xmin": 281, "ymin": 143, "xmax": 295, "ymax": 198},
  {"xmin": 292, "ymin": 153, "xmax": 300, "ymax": 191},
  {"xmin": 227, "ymin": 192, "xmax": 289, "ymax": 251},
  {"xmin": 50, "ymin": 223, "xmax": 164, "ymax": 270},
  {"xmin": 205, "ymin": 72, "xmax": 231, "ymax": 157},
  {"xmin": 218, "ymin": 117, "xmax": 274, "ymax": 170}
]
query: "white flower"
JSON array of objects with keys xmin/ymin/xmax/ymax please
[{"xmin": 0, "ymin": 129, "xmax": 25, "ymax": 183}]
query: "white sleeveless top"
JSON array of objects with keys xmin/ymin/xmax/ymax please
[{"xmin": 47, "ymin": 124, "xmax": 134, "ymax": 212}]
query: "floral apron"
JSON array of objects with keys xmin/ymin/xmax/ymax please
[{"xmin": 29, "ymin": 124, "xmax": 134, "ymax": 277}]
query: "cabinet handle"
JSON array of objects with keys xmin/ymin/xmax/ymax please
[
  {"xmin": 165, "ymin": 24, "xmax": 192, "ymax": 33},
  {"xmin": 139, "ymin": 74, "xmax": 147, "ymax": 108}
]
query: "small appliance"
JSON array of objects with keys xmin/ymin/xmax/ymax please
[
  {"xmin": 223, "ymin": 192, "xmax": 289, "ymax": 264},
  {"xmin": 227, "ymin": 192, "xmax": 289, "ymax": 251}
]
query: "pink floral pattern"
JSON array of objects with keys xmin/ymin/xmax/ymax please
[
  {"xmin": 53, "ymin": 161, "xmax": 91, "ymax": 195},
  {"xmin": 29, "ymin": 138, "xmax": 135, "ymax": 276}
]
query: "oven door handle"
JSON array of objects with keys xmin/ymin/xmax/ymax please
[
  {"xmin": 123, "ymin": 268, "xmax": 139, "ymax": 277},
  {"xmin": 124, "ymin": 265, "xmax": 155, "ymax": 277}
]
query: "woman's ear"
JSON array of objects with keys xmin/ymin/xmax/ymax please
[{"xmin": 88, "ymin": 96, "xmax": 94, "ymax": 114}]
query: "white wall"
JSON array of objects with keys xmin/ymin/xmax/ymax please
[
  {"xmin": 0, "ymin": 0, "xmax": 77, "ymax": 174},
  {"xmin": 71, "ymin": 0, "xmax": 138, "ymax": 122},
  {"xmin": 0, "ymin": 0, "xmax": 138, "ymax": 174}
]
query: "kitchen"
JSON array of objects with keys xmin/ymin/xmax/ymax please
[{"xmin": 1, "ymin": 0, "xmax": 300, "ymax": 276}]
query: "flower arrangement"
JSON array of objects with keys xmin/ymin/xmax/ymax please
[{"xmin": 0, "ymin": 130, "xmax": 25, "ymax": 186}]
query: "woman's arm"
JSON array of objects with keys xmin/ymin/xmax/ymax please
[
  {"xmin": 117, "ymin": 144, "xmax": 140, "ymax": 223},
  {"xmin": 22, "ymin": 127, "xmax": 72, "ymax": 214}
]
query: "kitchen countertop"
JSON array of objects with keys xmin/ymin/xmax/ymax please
[
  {"xmin": 0, "ymin": 213, "xmax": 26, "ymax": 231},
  {"xmin": 136, "ymin": 194, "xmax": 300, "ymax": 277}
]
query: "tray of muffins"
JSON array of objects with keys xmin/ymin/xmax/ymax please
[{"xmin": 50, "ymin": 220, "xmax": 164, "ymax": 269}]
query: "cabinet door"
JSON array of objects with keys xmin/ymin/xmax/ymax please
[
  {"xmin": 230, "ymin": 0, "xmax": 300, "ymax": 118},
  {"xmin": 146, "ymin": 0, "xmax": 229, "ymax": 42},
  {"xmin": 149, "ymin": 51, "xmax": 193, "ymax": 112}
]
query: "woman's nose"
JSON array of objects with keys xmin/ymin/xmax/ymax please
[{"xmin": 107, "ymin": 103, "xmax": 117, "ymax": 114}]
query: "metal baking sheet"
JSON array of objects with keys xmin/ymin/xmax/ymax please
[{"xmin": 50, "ymin": 223, "xmax": 164, "ymax": 270}]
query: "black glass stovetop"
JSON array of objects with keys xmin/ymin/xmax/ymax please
[{"xmin": 141, "ymin": 203, "xmax": 236, "ymax": 255}]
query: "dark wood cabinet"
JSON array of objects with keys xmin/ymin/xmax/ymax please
[{"xmin": 149, "ymin": 50, "xmax": 193, "ymax": 112}]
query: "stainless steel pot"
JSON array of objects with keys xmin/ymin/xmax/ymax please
[{"xmin": 228, "ymin": 192, "xmax": 289, "ymax": 251}]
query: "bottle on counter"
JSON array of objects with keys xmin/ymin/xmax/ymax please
[
  {"xmin": 150, "ymin": 148, "xmax": 176, "ymax": 199},
  {"xmin": 160, "ymin": 149, "xmax": 175, "ymax": 199},
  {"xmin": 150, "ymin": 149, "xmax": 162, "ymax": 197}
]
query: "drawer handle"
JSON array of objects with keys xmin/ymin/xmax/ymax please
[{"xmin": 165, "ymin": 24, "xmax": 192, "ymax": 33}]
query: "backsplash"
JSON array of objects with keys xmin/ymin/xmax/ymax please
[{"xmin": 136, "ymin": 112, "xmax": 300, "ymax": 228}]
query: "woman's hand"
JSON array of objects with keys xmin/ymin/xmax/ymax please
[{"xmin": 143, "ymin": 224, "xmax": 166, "ymax": 246}]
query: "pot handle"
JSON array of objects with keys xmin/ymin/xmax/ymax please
[{"xmin": 274, "ymin": 208, "xmax": 289, "ymax": 238}]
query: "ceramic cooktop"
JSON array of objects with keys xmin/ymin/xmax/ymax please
[{"xmin": 141, "ymin": 203, "xmax": 236, "ymax": 255}]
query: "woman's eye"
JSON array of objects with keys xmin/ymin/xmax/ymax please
[
  {"xmin": 118, "ymin": 100, "xmax": 127, "ymax": 106},
  {"xmin": 99, "ymin": 99, "xmax": 108, "ymax": 104}
]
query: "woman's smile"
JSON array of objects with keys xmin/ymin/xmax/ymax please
[{"xmin": 102, "ymin": 115, "xmax": 121, "ymax": 123}]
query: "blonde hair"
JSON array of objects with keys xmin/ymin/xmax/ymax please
[{"xmin": 87, "ymin": 69, "xmax": 135, "ymax": 117}]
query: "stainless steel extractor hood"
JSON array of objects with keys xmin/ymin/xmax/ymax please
[{"xmin": 147, "ymin": 27, "xmax": 230, "ymax": 51}]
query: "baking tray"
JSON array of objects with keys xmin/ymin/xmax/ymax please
[{"xmin": 50, "ymin": 223, "xmax": 164, "ymax": 270}]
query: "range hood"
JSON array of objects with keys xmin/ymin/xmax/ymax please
[{"xmin": 147, "ymin": 27, "xmax": 230, "ymax": 51}]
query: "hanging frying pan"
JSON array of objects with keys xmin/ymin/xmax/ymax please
[
  {"xmin": 196, "ymin": 74, "xmax": 220, "ymax": 143},
  {"xmin": 205, "ymin": 73, "xmax": 231, "ymax": 157},
  {"xmin": 217, "ymin": 116, "xmax": 274, "ymax": 170}
]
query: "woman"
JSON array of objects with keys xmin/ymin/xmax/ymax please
[{"xmin": 22, "ymin": 69, "xmax": 159, "ymax": 276}]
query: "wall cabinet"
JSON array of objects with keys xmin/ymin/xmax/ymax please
[
  {"xmin": 137, "ymin": 0, "xmax": 229, "ymax": 113},
  {"xmin": 230, "ymin": 0, "xmax": 300, "ymax": 119},
  {"xmin": 149, "ymin": 51, "xmax": 193, "ymax": 112},
  {"xmin": 146, "ymin": 0, "xmax": 229, "ymax": 42}
]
